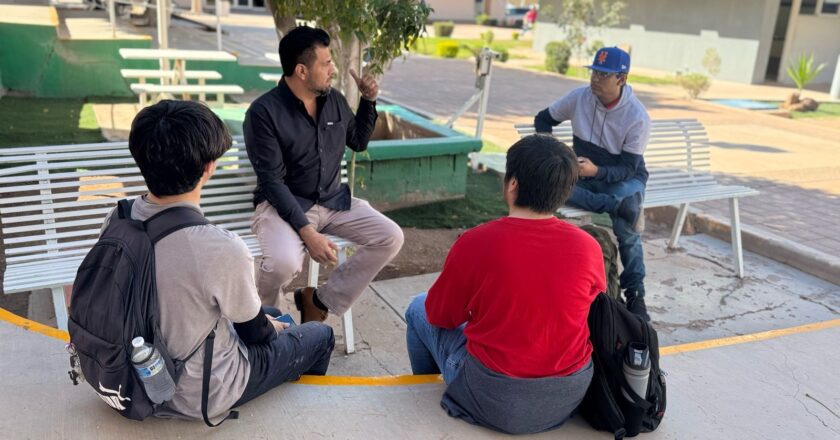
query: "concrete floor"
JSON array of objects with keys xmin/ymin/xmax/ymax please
[{"xmin": 4, "ymin": 225, "xmax": 840, "ymax": 438}]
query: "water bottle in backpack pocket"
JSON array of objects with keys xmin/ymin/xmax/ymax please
[
  {"xmin": 131, "ymin": 337, "xmax": 176, "ymax": 404},
  {"xmin": 620, "ymin": 342, "xmax": 650, "ymax": 437}
]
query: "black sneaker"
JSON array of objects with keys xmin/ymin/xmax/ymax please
[
  {"xmin": 615, "ymin": 192, "xmax": 643, "ymax": 227},
  {"xmin": 626, "ymin": 294, "xmax": 651, "ymax": 322}
]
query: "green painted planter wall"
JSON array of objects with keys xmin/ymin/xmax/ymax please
[
  {"xmin": 350, "ymin": 105, "xmax": 482, "ymax": 211},
  {"xmin": 215, "ymin": 105, "xmax": 482, "ymax": 210},
  {"xmin": 0, "ymin": 22, "xmax": 279, "ymax": 98}
]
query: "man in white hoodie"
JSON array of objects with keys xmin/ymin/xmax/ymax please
[{"xmin": 533, "ymin": 47, "xmax": 651, "ymax": 321}]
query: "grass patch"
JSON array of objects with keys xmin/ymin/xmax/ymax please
[
  {"xmin": 479, "ymin": 138, "xmax": 508, "ymax": 153},
  {"xmin": 411, "ymin": 37, "xmax": 530, "ymax": 60},
  {"xmin": 789, "ymin": 102, "xmax": 840, "ymax": 119},
  {"xmin": 0, "ymin": 97, "xmax": 108, "ymax": 147},
  {"xmin": 386, "ymin": 169, "xmax": 615, "ymax": 230},
  {"xmin": 522, "ymin": 64, "xmax": 677, "ymax": 86},
  {"xmin": 386, "ymin": 170, "xmax": 508, "ymax": 229}
]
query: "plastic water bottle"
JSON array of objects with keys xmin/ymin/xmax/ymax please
[
  {"xmin": 621, "ymin": 342, "xmax": 650, "ymax": 437},
  {"xmin": 131, "ymin": 336, "xmax": 176, "ymax": 404},
  {"xmin": 623, "ymin": 342, "xmax": 650, "ymax": 400}
]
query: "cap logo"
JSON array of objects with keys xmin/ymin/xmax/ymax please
[{"xmin": 597, "ymin": 51, "xmax": 608, "ymax": 64}]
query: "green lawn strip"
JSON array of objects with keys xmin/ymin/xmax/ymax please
[
  {"xmin": 0, "ymin": 97, "xmax": 111, "ymax": 147},
  {"xmin": 521, "ymin": 64, "xmax": 676, "ymax": 85},
  {"xmin": 788, "ymin": 102, "xmax": 840, "ymax": 119},
  {"xmin": 412, "ymin": 37, "xmax": 530, "ymax": 60}
]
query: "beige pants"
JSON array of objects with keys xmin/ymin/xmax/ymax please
[{"xmin": 251, "ymin": 198, "xmax": 404, "ymax": 315}]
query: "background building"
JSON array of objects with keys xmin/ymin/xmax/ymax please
[{"xmin": 535, "ymin": 0, "xmax": 840, "ymax": 86}]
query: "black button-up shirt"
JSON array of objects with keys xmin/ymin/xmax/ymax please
[{"xmin": 243, "ymin": 79, "xmax": 378, "ymax": 232}]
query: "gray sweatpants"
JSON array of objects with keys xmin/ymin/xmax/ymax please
[
  {"xmin": 251, "ymin": 198, "xmax": 404, "ymax": 314},
  {"xmin": 442, "ymin": 355, "xmax": 594, "ymax": 435}
]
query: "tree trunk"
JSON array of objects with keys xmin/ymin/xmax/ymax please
[{"xmin": 265, "ymin": 1, "xmax": 296, "ymax": 42}]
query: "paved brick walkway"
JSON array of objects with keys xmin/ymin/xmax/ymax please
[{"xmin": 380, "ymin": 56, "xmax": 840, "ymax": 261}]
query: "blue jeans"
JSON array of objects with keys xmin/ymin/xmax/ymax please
[
  {"xmin": 567, "ymin": 178, "xmax": 646, "ymax": 295},
  {"xmin": 405, "ymin": 293, "xmax": 468, "ymax": 384}
]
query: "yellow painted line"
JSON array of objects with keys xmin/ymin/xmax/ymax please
[
  {"xmin": 660, "ymin": 318, "xmax": 840, "ymax": 356},
  {"xmin": 3, "ymin": 308, "xmax": 839, "ymax": 386},
  {"xmin": 296, "ymin": 374, "xmax": 442, "ymax": 386},
  {"xmin": 0, "ymin": 307, "xmax": 69, "ymax": 342}
]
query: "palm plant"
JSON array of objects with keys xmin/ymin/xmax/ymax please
[{"xmin": 786, "ymin": 53, "xmax": 826, "ymax": 95}]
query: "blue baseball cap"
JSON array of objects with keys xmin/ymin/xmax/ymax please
[{"xmin": 588, "ymin": 47, "xmax": 630, "ymax": 74}]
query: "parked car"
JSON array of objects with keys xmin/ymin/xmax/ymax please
[{"xmin": 503, "ymin": 5, "xmax": 530, "ymax": 28}]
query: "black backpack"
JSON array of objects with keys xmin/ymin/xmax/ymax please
[
  {"xmin": 579, "ymin": 293, "xmax": 667, "ymax": 439},
  {"xmin": 67, "ymin": 199, "xmax": 235, "ymax": 426}
]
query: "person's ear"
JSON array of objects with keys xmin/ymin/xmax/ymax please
[
  {"xmin": 203, "ymin": 160, "xmax": 217, "ymax": 181},
  {"xmin": 506, "ymin": 176, "xmax": 519, "ymax": 196},
  {"xmin": 293, "ymin": 63, "xmax": 306, "ymax": 81},
  {"xmin": 618, "ymin": 74, "xmax": 627, "ymax": 87}
]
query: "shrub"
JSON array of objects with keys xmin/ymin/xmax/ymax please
[
  {"xmin": 512, "ymin": 32, "xmax": 520, "ymax": 41},
  {"xmin": 589, "ymin": 39, "xmax": 605, "ymax": 57},
  {"xmin": 545, "ymin": 41, "xmax": 572, "ymax": 74},
  {"xmin": 433, "ymin": 21, "xmax": 455, "ymax": 37},
  {"xmin": 702, "ymin": 48, "xmax": 721, "ymax": 77},
  {"xmin": 677, "ymin": 73, "xmax": 711, "ymax": 99},
  {"xmin": 480, "ymin": 30, "xmax": 494, "ymax": 45},
  {"xmin": 436, "ymin": 40, "xmax": 461, "ymax": 58},
  {"xmin": 475, "ymin": 13, "xmax": 490, "ymax": 25}
]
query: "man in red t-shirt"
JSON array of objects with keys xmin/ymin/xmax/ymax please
[{"xmin": 405, "ymin": 134, "xmax": 605, "ymax": 434}]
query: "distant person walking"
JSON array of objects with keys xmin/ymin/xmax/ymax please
[{"xmin": 521, "ymin": 5, "xmax": 537, "ymax": 36}]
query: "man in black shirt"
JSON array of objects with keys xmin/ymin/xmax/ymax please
[{"xmin": 244, "ymin": 26, "xmax": 404, "ymax": 323}]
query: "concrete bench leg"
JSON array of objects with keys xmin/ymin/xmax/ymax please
[
  {"xmin": 51, "ymin": 286, "xmax": 68, "ymax": 331},
  {"xmin": 308, "ymin": 250, "xmax": 355, "ymax": 354},
  {"xmin": 729, "ymin": 198, "xmax": 745, "ymax": 278},
  {"xmin": 217, "ymin": 93, "xmax": 224, "ymax": 107},
  {"xmin": 668, "ymin": 203, "xmax": 690, "ymax": 249}
]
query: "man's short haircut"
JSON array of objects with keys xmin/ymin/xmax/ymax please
[
  {"xmin": 279, "ymin": 26, "xmax": 331, "ymax": 77},
  {"xmin": 129, "ymin": 100, "xmax": 231, "ymax": 196},
  {"xmin": 505, "ymin": 134, "xmax": 579, "ymax": 213}
]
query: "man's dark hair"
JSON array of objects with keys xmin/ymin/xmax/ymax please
[
  {"xmin": 504, "ymin": 134, "xmax": 578, "ymax": 213},
  {"xmin": 279, "ymin": 26, "xmax": 331, "ymax": 77},
  {"xmin": 128, "ymin": 100, "xmax": 231, "ymax": 196}
]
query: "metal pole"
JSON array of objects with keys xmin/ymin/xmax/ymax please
[
  {"xmin": 216, "ymin": 0, "xmax": 223, "ymax": 51},
  {"xmin": 830, "ymin": 54, "xmax": 840, "ymax": 100},
  {"xmin": 157, "ymin": 0, "xmax": 169, "ymax": 85},
  {"xmin": 108, "ymin": 0, "xmax": 116, "ymax": 39},
  {"xmin": 157, "ymin": 0, "xmax": 169, "ymax": 49},
  {"xmin": 475, "ymin": 49, "xmax": 496, "ymax": 139}
]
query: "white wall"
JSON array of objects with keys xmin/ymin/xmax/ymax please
[
  {"xmin": 426, "ymin": 0, "xmax": 475, "ymax": 22},
  {"xmin": 780, "ymin": 14, "xmax": 840, "ymax": 85},
  {"xmin": 534, "ymin": 24, "xmax": 762, "ymax": 84}
]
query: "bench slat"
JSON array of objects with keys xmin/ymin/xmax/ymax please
[
  {"xmin": 121, "ymin": 69, "xmax": 223, "ymax": 80},
  {"xmin": 130, "ymin": 84, "xmax": 245, "ymax": 94}
]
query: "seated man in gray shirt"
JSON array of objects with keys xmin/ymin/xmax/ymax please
[{"xmin": 124, "ymin": 100, "xmax": 334, "ymax": 423}]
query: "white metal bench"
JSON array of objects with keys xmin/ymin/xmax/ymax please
[
  {"xmin": 129, "ymin": 83, "xmax": 245, "ymax": 107},
  {"xmin": 259, "ymin": 72, "xmax": 283, "ymax": 83},
  {"xmin": 120, "ymin": 69, "xmax": 223, "ymax": 83},
  {"xmin": 513, "ymin": 119, "xmax": 759, "ymax": 277},
  {"xmin": 0, "ymin": 138, "xmax": 357, "ymax": 353}
]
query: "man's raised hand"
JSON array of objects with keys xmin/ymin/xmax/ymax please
[{"xmin": 349, "ymin": 68, "xmax": 379, "ymax": 101}]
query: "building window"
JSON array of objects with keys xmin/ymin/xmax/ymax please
[
  {"xmin": 800, "ymin": 0, "xmax": 817, "ymax": 14},
  {"xmin": 821, "ymin": 0, "xmax": 840, "ymax": 14}
]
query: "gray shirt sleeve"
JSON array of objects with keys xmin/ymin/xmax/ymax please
[{"xmin": 201, "ymin": 231, "xmax": 262, "ymax": 324}]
